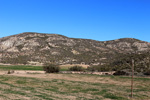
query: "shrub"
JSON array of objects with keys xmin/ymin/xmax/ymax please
[
  {"xmin": 87, "ymin": 66, "xmax": 101, "ymax": 72},
  {"xmin": 69, "ymin": 66, "xmax": 84, "ymax": 71},
  {"xmin": 113, "ymin": 69, "xmax": 130, "ymax": 76},
  {"xmin": 43, "ymin": 63, "xmax": 60, "ymax": 73},
  {"xmin": 87, "ymin": 65, "xmax": 112, "ymax": 72},
  {"xmin": 144, "ymin": 70, "xmax": 150, "ymax": 75},
  {"xmin": 86, "ymin": 66, "xmax": 95, "ymax": 72}
]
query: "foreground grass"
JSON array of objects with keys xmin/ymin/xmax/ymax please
[{"xmin": 0, "ymin": 74, "xmax": 149, "ymax": 100}]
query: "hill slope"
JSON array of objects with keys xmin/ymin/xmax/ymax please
[{"xmin": 0, "ymin": 32, "xmax": 150, "ymax": 65}]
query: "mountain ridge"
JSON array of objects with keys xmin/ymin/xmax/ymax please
[
  {"xmin": 0, "ymin": 32, "xmax": 149, "ymax": 65},
  {"xmin": 1, "ymin": 32, "xmax": 149, "ymax": 43}
]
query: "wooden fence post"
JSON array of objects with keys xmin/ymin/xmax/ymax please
[{"xmin": 131, "ymin": 59, "xmax": 134, "ymax": 98}]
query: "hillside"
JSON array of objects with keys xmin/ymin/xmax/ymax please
[{"xmin": 0, "ymin": 32, "xmax": 150, "ymax": 65}]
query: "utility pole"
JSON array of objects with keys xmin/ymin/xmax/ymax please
[{"xmin": 131, "ymin": 59, "xmax": 134, "ymax": 98}]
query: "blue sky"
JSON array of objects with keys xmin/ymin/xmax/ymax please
[{"xmin": 0, "ymin": 0, "xmax": 150, "ymax": 42}]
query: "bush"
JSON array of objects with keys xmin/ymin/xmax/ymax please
[
  {"xmin": 43, "ymin": 63, "xmax": 60, "ymax": 73},
  {"xmin": 87, "ymin": 65, "xmax": 112, "ymax": 72},
  {"xmin": 144, "ymin": 70, "xmax": 150, "ymax": 75},
  {"xmin": 113, "ymin": 69, "xmax": 130, "ymax": 76},
  {"xmin": 87, "ymin": 66, "xmax": 101, "ymax": 72},
  {"xmin": 69, "ymin": 66, "xmax": 84, "ymax": 71}
]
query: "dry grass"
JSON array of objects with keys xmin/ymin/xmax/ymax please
[
  {"xmin": 60, "ymin": 64, "xmax": 89, "ymax": 69},
  {"xmin": 0, "ymin": 73, "xmax": 149, "ymax": 100}
]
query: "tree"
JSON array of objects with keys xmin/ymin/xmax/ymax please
[{"xmin": 43, "ymin": 63, "xmax": 60, "ymax": 73}]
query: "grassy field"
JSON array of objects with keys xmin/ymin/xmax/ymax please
[
  {"xmin": 0, "ymin": 73, "xmax": 149, "ymax": 100},
  {"xmin": 0, "ymin": 65, "xmax": 43, "ymax": 71},
  {"xmin": 0, "ymin": 65, "xmax": 69, "ymax": 71},
  {"xmin": 0, "ymin": 64, "xmax": 87, "ymax": 71}
]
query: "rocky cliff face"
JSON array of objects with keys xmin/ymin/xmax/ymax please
[{"xmin": 0, "ymin": 32, "xmax": 149, "ymax": 65}]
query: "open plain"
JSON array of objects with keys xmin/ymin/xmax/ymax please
[{"xmin": 0, "ymin": 69, "xmax": 149, "ymax": 100}]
